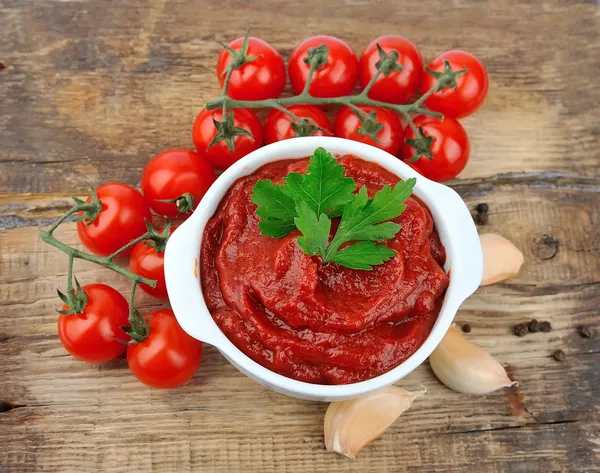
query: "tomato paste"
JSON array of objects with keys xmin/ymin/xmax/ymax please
[{"xmin": 201, "ymin": 155, "xmax": 449, "ymax": 385}]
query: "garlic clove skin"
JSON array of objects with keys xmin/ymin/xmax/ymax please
[
  {"xmin": 480, "ymin": 233, "xmax": 525, "ymax": 286},
  {"xmin": 430, "ymin": 325, "xmax": 518, "ymax": 395},
  {"xmin": 324, "ymin": 386, "xmax": 425, "ymax": 458}
]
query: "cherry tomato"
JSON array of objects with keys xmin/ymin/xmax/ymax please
[
  {"xmin": 288, "ymin": 36, "xmax": 358, "ymax": 97},
  {"xmin": 333, "ymin": 106, "xmax": 404, "ymax": 156},
  {"xmin": 264, "ymin": 105, "xmax": 332, "ymax": 144},
  {"xmin": 192, "ymin": 108, "xmax": 263, "ymax": 170},
  {"xmin": 129, "ymin": 243, "xmax": 167, "ymax": 299},
  {"xmin": 127, "ymin": 310, "xmax": 203, "ymax": 389},
  {"xmin": 77, "ymin": 183, "xmax": 151, "ymax": 257},
  {"xmin": 58, "ymin": 284, "xmax": 129, "ymax": 363},
  {"xmin": 141, "ymin": 149, "xmax": 216, "ymax": 218},
  {"xmin": 359, "ymin": 35, "xmax": 423, "ymax": 104},
  {"xmin": 402, "ymin": 115, "xmax": 470, "ymax": 182},
  {"xmin": 216, "ymin": 36, "xmax": 286, "ymax": 101},
  {"xmin": 422, "ymin": 50, "xmax": 488, "ymax": 119},
  {"xmin": 403, "ymin": 160, "xmax": 422, "ymax": 174}
]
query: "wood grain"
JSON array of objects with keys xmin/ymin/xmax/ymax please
[{"xmin": 1, "ymin": 0, "xmax": 599, "ymax": 472}]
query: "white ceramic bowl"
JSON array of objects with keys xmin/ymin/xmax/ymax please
[{"xmin": 165, "ymin": 137, "xmax": 482, "ymax": 401}]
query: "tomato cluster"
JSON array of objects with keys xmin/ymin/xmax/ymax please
[
  {"xmin": 60, "ymin": 149, "xmax": 214, "ymax": 389},
  {"xmin": 193, "ymin": 34, "xmax": 488, "ymax": 182}
]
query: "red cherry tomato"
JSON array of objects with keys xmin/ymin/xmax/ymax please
[
  {"xmin": 402, "ymin": 115, "xmax": 470, "ymax": 182},
  {"xmin": 422, "ymin": 50, "xmax": 488, "ymax": 119},
  {"xmin": 129, "ymin": 242, "xmax": 167, "ymax": 299},
  {"xmin": 333, "ymin": 106, "xmax": 404, "ymax": 156},
  {"xmin": 403, "ymin": 160, "xmax": 422, "ymax": 174},
  {"xmin": 264, "ymin": 105, "xmax": 332, "ymax": 144},
  {"xmin": 127, "ymin": 310, "xmax": 203, "ymax": 389},
  {"xmin": 359, "ymin": 35, "xmax": 423, "ymax": 104},
  {"xmin": 288, "ymin": 36, "xmax": 358, "ymax": 98},
  {"xmin": 77, "ymin": 183, "xmax": 151, "ymax": 257},
  {"xmin": 58, "ymin": 284, "xmax": 129, "ymax": 363},
  {"xmin": 141, "ymin": 149, "xmax": 216, "ymax": 218},
  {"xmin": 216, "ymin": 36, "xmax": 286, "ymax": 101},
  {"xmin": 192, "ymin": 108, "xmax": 263, "ymax": 170}
]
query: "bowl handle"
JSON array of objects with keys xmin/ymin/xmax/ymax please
[
  {"xmin": 164, "ymin": 216, "xmax": 229, "ymax": 349},
  {"xmin": 435, "ymin": 183, "xmax": 483, "ymax": 304}
]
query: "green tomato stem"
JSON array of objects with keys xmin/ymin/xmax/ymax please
[
  {"xmin": 401, "ymin": 111, "xmax": 419, "ymax": 135},
  {"xmin": 40, "ymin": 228, "xmax": 157, "ymax": 287},
  {"xmin": 358, "ymin": 67, "xmax": 383, "ymax": 98},
  {"xmin": 129, "ymin": 281, "xmax": 138, "ymax": 320},
  {"xmin": 267, "ymin": 100, "xmax": 304, "ymax": 124},
  {"xmin": 412, "ymin": 85, "xmax": 438, "ymax": 109},
  {"xmin": 66, "ymin": 254, "xmax": 74, "ymax": 294},
  {"xmin": 221, "ymin": 67, "xmax": 233, "ymax": 117},
  {"xmin": 47, "ymin": 207, "xmax": 78, "ymax": 235},
  {"xmin": 106, "ymin": 232, "xmax": 150, "ymax": 262},
  {"xmin": 205, "ymin": 94, "xmax": 442, "ymax": 119},
  {"xmin": 346, "ymin": 102, "xmax": 367, "ymax": 118}
]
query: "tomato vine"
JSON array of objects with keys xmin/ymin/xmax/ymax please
[
  {"xmin": 206, "ymin": 29, "xmax": 467, "ymax": 154},
  {"xmin": 40, "ymin": 194, "xmax": 164, "ymax": 333}
]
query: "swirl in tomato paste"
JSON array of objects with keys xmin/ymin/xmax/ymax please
[{"xmin": 201, "ymin": 155, "xmax": 449, "ymax": 384}]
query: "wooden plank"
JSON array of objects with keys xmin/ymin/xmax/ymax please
[
  {"xmin": 1, "ymin": 0, "xmax": 599, "ymax": 471},
  {"xmin": 1, "ymin": 0, "xmax": 599, "ymax": 194},
  {"xmin": 1, "ymin": 347, "xmax": 598, "ymax": 472},
  {"xmin": 1, "ymin": 182, "xmax": 598, "ymax": 471}
]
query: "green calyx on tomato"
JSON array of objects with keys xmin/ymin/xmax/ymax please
[
  {"xmin": 374, "ymin": 43, "xmax": 404, "ymax": 75},
  {"xmin": 303, "ymin": 43, "xmax": 330, "ymax": 70},
  {"xmin": 56, "ymin": 277, "xmax": 88, "ymax": 315},
  {"xmin": 218, "ymin": 28, "xmax": 257, "ymax": 73},
  {"xmin": 405, "ymin": 126, "xmax": 435, "ymax": 162},
  {"xmin": 291, "ymin": 118, "xmax": 329, "ymax": 138},
  {"xmin": 158, "ymin": 192, "xmax": 195, "ymax": 216},
  {"xmin": 120, "ymin": 308, "xmax": 151, "ymax": 344},
  {"xmin": 72, "ymin": 184, "xmax": 103, "ymax": 225},
  {"xmin": 208, "ymin": 109, "xmax": 254, "ymax": 153},
  {"xmin": 126, "ymin": 310, "xmax": 203, "ymax": 389},
  {"xmin": 355, "ymin": 109, "xmax": 384, "ymax": 142},
  {"xmin": 141, "ymin": 218, "xmax": 170, "ymax": 254},
  {"xmin": 425, "ymin": 60, "xmax": 468, "ymax": 92}
]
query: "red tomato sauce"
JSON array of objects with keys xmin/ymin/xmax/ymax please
[{"xmin": 201, "ymin": 155, "xmax": 449, "ymax": 385}]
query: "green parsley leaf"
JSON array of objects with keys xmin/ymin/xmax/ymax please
[
  {"xmin": 258, "ymin": 219, "xmax": 297, "ymax": 238},
  {"xmin": 282, "ymin": 147, "xmax": 356, "ymax": 216},
  {"xmin": 323, "ymin": 178, "xmax": 417, "ymax": 262},
  {"xmin": 294, "ymin": 201, "xmax": 330, "ymax": 258},
  {"xmin": 250, "ymin": 146, "xmax": 417, "ymax": 271},
  {"xmin": 329, "ymin": 241, "xmax": 396, "ymax": 270},
  {"xmin": 251, "ymin": 180, "xmax": 297, "ymax": 237}
]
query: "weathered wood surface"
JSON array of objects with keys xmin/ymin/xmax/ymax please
[{"xmin": 1, "ymin": 0, "xmax": 599, "ymax": 472}]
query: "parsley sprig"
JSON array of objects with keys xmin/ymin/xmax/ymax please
[{"xmin": 251, "ymin": 147, "xmax": 416, "ymax": 270}]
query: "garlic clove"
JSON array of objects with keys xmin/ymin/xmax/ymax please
[
  {"xmin": 430, "ymin": 324, "xmax": 518, "ymax": 395},
  {"xmin": 480, "ymin": 233, "xmax": 524, "ymax": 286},
  {"xmin": 324, "ymin": 386, "xmax": 425, "ymax": 458}
]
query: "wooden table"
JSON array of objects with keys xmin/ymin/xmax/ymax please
[{"xmin": 1, "ymin": 0, "xmax": 599, "ymax": 471}]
